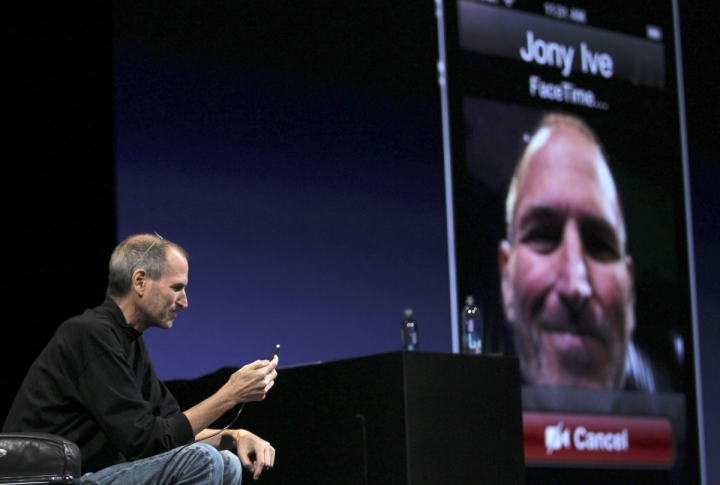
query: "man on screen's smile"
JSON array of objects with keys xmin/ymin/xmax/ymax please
[{"xmin": 499, "ymin": 113, "xmax": 635, "ymax": 390}]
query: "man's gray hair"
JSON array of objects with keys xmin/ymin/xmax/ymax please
[{"xmin": 106, "ymin": 234, "xmax": 188, "ymax": 298}]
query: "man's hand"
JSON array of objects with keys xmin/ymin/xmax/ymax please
[
  {"xmin": 225, "ymin": 355, "xmax": 278, "ymax": 403},
  {"xmin": 184, "ymin": 356, "xmax": 278, "ymax": 435},
  {"xmin": 235, "ymin": 429, "xmax": 275, "ymax": 480}
]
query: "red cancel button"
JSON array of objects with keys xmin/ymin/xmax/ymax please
[{"xmin": 524, "ymin": 411, "xmax": 674, "ymax": 467}]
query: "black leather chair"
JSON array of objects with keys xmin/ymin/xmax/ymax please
[{"xmin": 0, "ymin": 433, "xmax": 80, "ymax": 484}]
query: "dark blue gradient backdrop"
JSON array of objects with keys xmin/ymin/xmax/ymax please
[{"xmin": 114, "ymin": 45, "xmax": 450, "ymax": 379}]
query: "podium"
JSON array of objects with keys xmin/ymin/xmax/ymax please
[{"xmin": 235, "ymin": 351, "xmax": 524, "ymax": 485}]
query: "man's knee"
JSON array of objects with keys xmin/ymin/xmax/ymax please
[
  {"xmin": 181, "ymin": 444, "xmax": 241, "ymax": 485},
  {"xmin": 220, "ymin": 450, "xmax": 242, "ymax": 485},
  {"xmin": 175, "ymin": 443, "xmax": 227, "ymax": 484}
]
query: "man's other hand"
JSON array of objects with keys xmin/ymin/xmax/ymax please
[{"xmin": 235, "ymin": 429, "xmax": 275, "ymax": 480}]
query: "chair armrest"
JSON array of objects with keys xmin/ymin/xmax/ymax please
[{"xmin": 0, "ymin": 432, "xmax": 81, "ymax": 482}]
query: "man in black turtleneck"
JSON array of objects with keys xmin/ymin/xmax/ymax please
[{"xmin": 4, "ymin": 234, "xmax": 277, "ymax": 484}]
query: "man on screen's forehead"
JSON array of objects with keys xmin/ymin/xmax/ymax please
[{"xmin": 499, "ymin": 113, "xmax": 635, "ymax": 390}]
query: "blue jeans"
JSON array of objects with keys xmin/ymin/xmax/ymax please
[{"xmin": 79, "ymin": 443, "xmax": 242, "ymax": 485}]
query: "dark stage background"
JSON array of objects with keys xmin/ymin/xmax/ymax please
[{"xmin": 4, "ymin": 1, "xmax": 719, "ymax": 482}]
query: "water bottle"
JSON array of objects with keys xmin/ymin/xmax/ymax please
[
  {"xmin": 461, "ymin": 295, "xmax": 483, "ymax": 354},
  {"xmin": 401, "ymin": 309, "xmax": 419, "ymax": 351}
]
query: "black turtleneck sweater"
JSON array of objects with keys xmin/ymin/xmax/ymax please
[{"xmin": 2, "ymin": 298, "xmax": 194, "ymax": 473}]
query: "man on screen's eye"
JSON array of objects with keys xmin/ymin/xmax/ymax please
[{"xmin": 499, "ymin": 113, "xmax": 639, "ymax": 391}]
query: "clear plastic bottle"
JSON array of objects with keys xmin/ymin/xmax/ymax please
[
  {"xmin": 401, "ymin": 309, "xmax": 419, "ymax": 351},
  {"xmin": 461, "ymin": 295, "xmax": 483, "ymax": 355}
]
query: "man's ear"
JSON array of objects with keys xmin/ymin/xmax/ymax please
[
  {"xmin": 131, "ymin": 269, "xmax": 148, "ymax": 297},
  {"xmin": 499, "ymin": 240, "xmax": 516, "ymax": 325},
  {"xmin": 625, "ymin": 255, "xmax": 634, "ymax": 294},
  {"xmin": 624, "ymin": 254, "xmax": 636, "ymax": 335}
]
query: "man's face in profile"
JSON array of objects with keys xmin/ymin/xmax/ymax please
[{"xmin": 500, "ymin": 123, "xmax": 635, "ymax": 390}]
